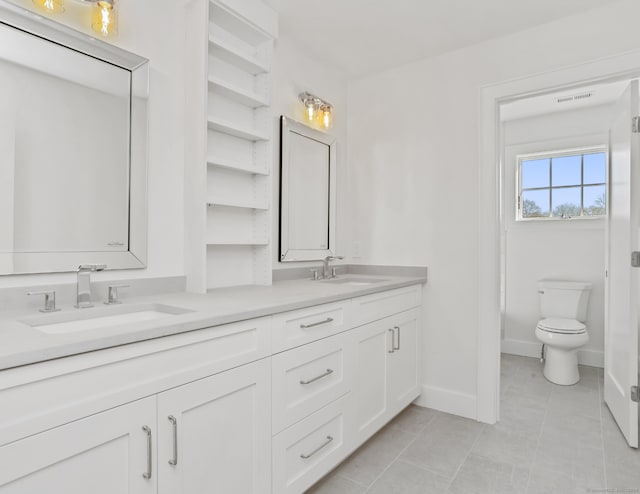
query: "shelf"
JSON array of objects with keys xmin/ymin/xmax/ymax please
[
  {"xmin": 209, "ymin": 34, "xmax": 269, "ymax": 74},
  {"xmin": 209, "ymin": 1, "xmax": 276, "ymax": 45},
  {"xmin": 207, "ymin": 199, "xmax": 268, "ymax": 210},
  {"xmin": 208, "ymin": 77, "xmax": 268, "ymax": 108},
  {"xmin": 207, "ymin": 117, "xmax": 269, "ymax": 141},
  {"xmin": 207, "ymin": 238, "xmax": 268, "ymax": 246},
  {"xmin": 207, "ymin": 156, "xmax": 269, "ymax": 175}
]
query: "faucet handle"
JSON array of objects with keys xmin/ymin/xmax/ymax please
[
  {"xmin": 310, "ymin": 269, "xmax": 319, "ymax": 281},
  {"xmin": 105, "ymin": 284, "xmax": 129, "ymax": 305},
  {"xmin": 27, "ymin": 290, "xmax": 60, "ymax": 313},
  {"xmin": 331, "ymin": 267, "xmax": 340, "ymax": 278},
  {"xmin": 78, "ymin": 264, "xmax": 107, "ymax": 272}
]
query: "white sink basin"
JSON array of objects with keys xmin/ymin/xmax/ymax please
[
  {"xmin": 323, "ymin": 277, "xmax": 388, "ymax": 286},
  {"xmin": 21, "ymin": 304, "xmax": 193, "ymax": 335}
]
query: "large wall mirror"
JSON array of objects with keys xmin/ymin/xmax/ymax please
[
  {"xmin": 279, "ymin": 116, "xmax": 336, "ymax": 262},
  {"xmin": 0, "ymin": 1, "xmax": 148, "ymax": 275}
]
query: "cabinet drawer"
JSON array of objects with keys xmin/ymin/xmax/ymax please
[
  {"xmin": 272, "ymin": 395, "xmax": 351, "ymax": 494},
  {"xmin": 271, "ymin": 301, "xmax": 351, "ymax": 353},
  {"xmin": 352, "ymin": 284, "xmax": 421, "ymax": 326},
  {"xmin": 272, "ymin": 333, "xmax": 354, "ymax": 434}
]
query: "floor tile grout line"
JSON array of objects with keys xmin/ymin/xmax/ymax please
[
  {"xmin": 332, "ymin": 413, "xmax": 435, "ymax": 489},
  {"xmin": 361, "ymin": 418, "xmax": 436, "ymax": 493},
  {"xmin": 440, "ymin": 422, "xmax": 488, "ymax": 492},
  {"xmin": 522, "ymin": 358, "xmax": 553, "ymax": 494}
]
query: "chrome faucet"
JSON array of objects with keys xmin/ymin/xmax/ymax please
[
  {"xmin": 75, "ymin": 264, "xmax": 106, "ymax": 308},
  {"xmin": 321, "ymin": 255, "xmax": 344, "ymax": 279}
]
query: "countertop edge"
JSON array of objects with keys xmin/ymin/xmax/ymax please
[{"xmin": 1, "ymin": 275, "xmax": 426, "ymax": 371}]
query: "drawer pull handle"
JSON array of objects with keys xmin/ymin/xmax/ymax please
[
  {"xmin": 388, "ymin": 328, "xmax": 395, "ymax": 353},
  {"xmin": 142, "ymin": 425, "xmax": 153, "ymax": 479},
  {"xmin": 300, "ymin": 317, "xmax": 334, "ymax": 329},
  {"xmin": 300, "ymin": 368, "xmax": 334, "ymax": 385},
  {"xmin": 168, "ymin": 415, "xmax": 178, "ymax": 466},
  {"xmin": 394, "ymin": 326, "xmax": 401, "ymax": 350},
  {"xmin": 300, "ymin": 435, "xmax": 334, "ymax": 459}
]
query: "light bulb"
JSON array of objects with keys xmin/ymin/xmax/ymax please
[
  {"xmin": 32, "ymin": 0, "xmax": 64, "ymax": 13},
  {"xmin": 92, "ymin": 0, "xmax": 118, "ymax": 37},
  {"xmin": 321, "ymin": 105, "xmax": 332, "ymax": 129},
  {"xmin": 306, "ymin": 103, "xmax": 315, "ymax": 123}
]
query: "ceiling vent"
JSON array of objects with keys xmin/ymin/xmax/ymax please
[{"xmin": 556, "ymin": 92, "xmax": 593, "ymax": 104}]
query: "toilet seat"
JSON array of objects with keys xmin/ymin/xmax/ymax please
[{"xmin": 537, "ymin": 318, "xmax": 586, "ymax": 334}]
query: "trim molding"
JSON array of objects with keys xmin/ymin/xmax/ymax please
[
  {"xmin": 501, "ymin": 339, "xmax": 604, "ymax": 368},
  {"xmin": 413, "ymin": 385, "xmax": 477, "ymax": 420}
]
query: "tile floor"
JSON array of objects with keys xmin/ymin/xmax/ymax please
[{"xmin": 306, "ymin": 354, "xmax": 640, "ymax": 493}]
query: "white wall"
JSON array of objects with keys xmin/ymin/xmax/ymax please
[
  {"xmin": 2, "ymin": 0, "xmax": 185, "ymax": 287},
  {"xmin": 271, "ymin": 31, "xmax": 349, "ymax": 271},
  {"xmin": 501, "ymin": 105, "xmax": 613, "ymax": 367},
  {"xmin": 347, "ymin": 0, "xmax": 640, "ymax": 418}
]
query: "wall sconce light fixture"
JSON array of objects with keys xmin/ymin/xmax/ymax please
[
  {"xmin": 32, "ymin": 0, "xmax": 118, "ymax": 37},
  {"xmin": 299, "ymin": 92, "xmax": 333, "ymax": 130}
]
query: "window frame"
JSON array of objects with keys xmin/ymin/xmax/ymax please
[{"xmin": 516, "ymin": 146, "xmax": 608, "ymax": 222}]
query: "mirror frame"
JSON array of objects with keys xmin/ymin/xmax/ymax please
[
  {"xmin": 279, "ymin": 116, "xmax": 337, "ymax": 262},
  {"xmin": 0, "ymin": 0, "xmax": 149, "ymax": 275}
]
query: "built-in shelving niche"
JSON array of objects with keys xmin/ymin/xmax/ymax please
[{"xmin": 185, "ymin": 0, "xmax": 276, "ymax": 291}]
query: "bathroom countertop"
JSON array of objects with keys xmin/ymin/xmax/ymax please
[{"xmin": 0, "ymin": 273, "xmax": 426, "ymax": 371}]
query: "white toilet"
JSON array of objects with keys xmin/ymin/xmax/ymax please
[{"xmin": 535, "ymin": 280, "xmax": 592, "ymax": 385}]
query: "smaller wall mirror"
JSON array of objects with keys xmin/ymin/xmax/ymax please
[{"xmin": 279, "ymin": 116, "xmax": 336, "ymax": 262}]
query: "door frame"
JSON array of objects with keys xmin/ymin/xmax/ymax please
[{"xmin": 477, "ymin": 50, "xmax": 640, "ymax": 424}]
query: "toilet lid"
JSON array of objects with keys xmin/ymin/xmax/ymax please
[{"xmin": 537, "ymin": 318, "xmax": 586, "ymax": 334}]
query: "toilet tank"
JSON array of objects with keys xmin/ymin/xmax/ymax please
[{"xmin": 537, "ymin": 280, "xmax": 592, "ymax": 322}]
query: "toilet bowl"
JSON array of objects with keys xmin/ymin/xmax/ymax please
[
  {"xmin": 535, "ymin": 281, "xmax": 592, "ymax": 385},
  {"xmin": 535, "ymin": 319, "xmax": 589, "ymax": 385}
]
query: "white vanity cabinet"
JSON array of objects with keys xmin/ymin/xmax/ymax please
[
  {"xmin": 0, "ymin": 282, "xmax": 423, "ymax": 494},
  {"xmin": 0, "ymin": 396, "xmax": 157, "ymax": 494},
  {"xmin": 157, "ymin": 358, "xmax": 271, "ymax": 494},
  {"xmin": 351, "ymin": 308, "xmax": 421, "ymax": 445}
]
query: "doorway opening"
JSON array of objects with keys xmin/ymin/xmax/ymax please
[{"xmin": 478, "ymin": 51, "xmax": 640, "ymax": 450}]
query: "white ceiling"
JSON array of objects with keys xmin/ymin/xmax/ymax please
[{"xmin": 266, "ymin": 0, "xmax": 622, "ymax": 78}]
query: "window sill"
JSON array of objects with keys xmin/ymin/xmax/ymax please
[{"xmin": 506, "ymin": 215, "xmax": 605, "ymax": 231}]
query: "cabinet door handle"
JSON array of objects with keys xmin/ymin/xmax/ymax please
[
  {"xmin": 388, "ymin": 328, "xmax": 395, "ymax": 353},
  {"xmin": 168, "ymin": 415, "xmax": 178, "ymax": 466},
  {"xmin": 142, "ymin": 425, "xmax": 153, "ymax": 480},
  {"xmin": 300, "ymin": 435, "xmax": 334, "ymax": 459},
  {"xmin": 394, "ymin": 326, "xmax": 401, "ymax": 350},
  {"xmin": 300, "ymin": 317, "xmax": 334, "ymax": 329},
  {"xmin": 300, "ymin": 368, "xmax": 334, "ymax": 385}
]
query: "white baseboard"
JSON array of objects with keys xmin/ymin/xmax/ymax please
[
  {"xmin": 501, "ymin": 338, "xmax": 603, "ymax": 368},
  {"xmin": 413, "ymin": 385, "xmax": 477, "ymax": 420}
]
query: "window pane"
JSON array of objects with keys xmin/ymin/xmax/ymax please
[
  {"xmin": 551, "ymin": 187, "xmax": 581, "ymax": 217},
  {"xmin": 584, "ymin": 185, "xmax": 606, "ymax": 216},
  {"xmin": 552, "ymin": 155, "xmax": 581, "ymax": 186},
  {"xmin": 584, "ymin": 152, "xmax": 606, "ymax": 184},
  {"xmin": 522, "ymin": 189, "xmax": 549, "ymax": 218},
  {"xmin": 521, "ymin": 158, "xmax": 549, "ymax": 189}
]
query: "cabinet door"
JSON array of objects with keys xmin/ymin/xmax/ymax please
[
  {"xmin": 350, "ymin": 319, "xmax": 391, "ymax": 445},
  {"xmin": 0, "ymin": 397, "xmax": 156, "ymax": 494},
  {"xmin": 388, "ymin": 308, "xmax": 421, "ymax": 416},
  {"xmin": 157, "ymin": 359, "xmax": 271, "ymax": 494}
]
